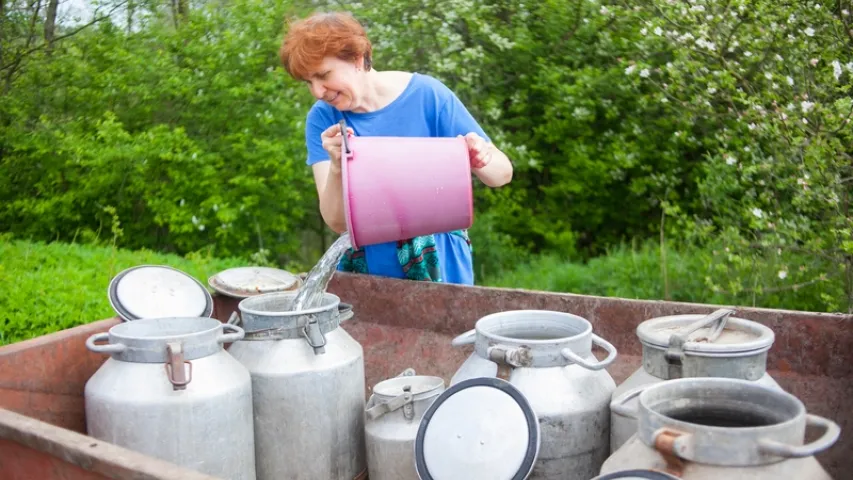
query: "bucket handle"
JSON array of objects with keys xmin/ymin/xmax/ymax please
[
  {"xmin": 610, "ymin": 385, "xmax": 648, "ymax": 419},
  {"xmin": 218, "ymin": 323, "xmax": 245, "ymax": 344},
  {"xmin": 85, "ymin": 332, "xmax": 127, "ymax": 354},
  {"xmin": 561, "ymin": 333, "xmax": 618, "ymax": 370},
  {"xmin": 450, "ymin": 329, "xmax": 476, "ymax": 347},
  {"xmin": 339, "ymin": 119, "xmax": 351, "ymax": 155},
  {"xmin": 758, "ymin": 414, "xmax": 841, "ymax": 458}
]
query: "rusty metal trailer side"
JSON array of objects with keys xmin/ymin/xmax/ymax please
[{"xmin": 1, "ymin": 272, "xmax": 851, "ymax": 479}]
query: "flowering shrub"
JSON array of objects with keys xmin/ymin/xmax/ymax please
[
  {"xmin": 1, "ymin": 0, "xmax": 849, "ymax": 311},
  {"xmin": 620, "ymin": 0, "xmax": 852, "ymax": 310},
  {"xmin": 348, "ymin": 0, "xmax": 852, "ymax": 310}
]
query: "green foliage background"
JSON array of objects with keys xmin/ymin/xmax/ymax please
[{"xmin": 1, "ymin": 0, "xmax": 851, "ymax": 336}]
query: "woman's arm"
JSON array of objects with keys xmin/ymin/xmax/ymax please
[
  {"xmin": 310, "ymin": 123, "xmax": 352, "ymax": 233},
  {"xmin": 311, "ymin": 161, "xmax": 347, "ymax": 233},
  {"xmin": 464, "ymin": 132, "xmax": 514, "ymax": 188}
]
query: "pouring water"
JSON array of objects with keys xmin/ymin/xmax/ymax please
[{"xmin": 291, "ymin": 232, "xmax": 353, "ymax": 311}]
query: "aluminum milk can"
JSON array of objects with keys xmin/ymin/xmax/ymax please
[
  {"xmin": 450, "ymin": 310, "xmax": 618, "ymax": 480},
  {"xmin": 604, "ymin": 377, "xmax": 840, "ymax": 479},
  {"xmin": 364, "ymin": 369, "xmax": 445, "ymax": 480},
  {"xmin": 226, "ymin": 291, "xmax": 366, "ymax": 480},
  {"xmin": 610, "ymin": 309, "xmax": 780, "ymax": 454},
  {"xmin": 84, "ymin": 317, "xmax": 255, "ymax": 480}
]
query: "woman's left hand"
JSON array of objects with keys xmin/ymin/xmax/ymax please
[{"xmin": 461, "ymin": 132, "xmax": 493, "ymax": 170}]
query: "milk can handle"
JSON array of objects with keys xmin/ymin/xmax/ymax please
[
  {"xmin": 677, "ymin": 308, "xmax": 734, "ymax": 343},
  {"xmin": 560, "ymin": 334, "xmax": 617, "ymax": 370},
  {"xmin": 218, "ymin": 324, "xmax": 245, "ymax": 344},
  {"xmin": 226, "ymin": 311, "xmax": 242, "ymax": 326},
  {"xmin": 610, "ymin": 385, "xmax": 647, "ymax": 419},
  {"xmin": 85, "ymin": 333, "xmax": 127, "ymax": 354},
  {"xmin": 450, "ymin": 329, "xmax": 476, "ymax": 347},
  {"xmin": 758, "ymin": 414, "xmax": 841, "ymax": 458},
  {"xmin": 338, "ymin": 302, "xmax": 354, "ymax": 323}
]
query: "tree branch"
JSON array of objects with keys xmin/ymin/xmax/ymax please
[{"xmin": 0, "ymin": 0, "xmax": 131, "ymax": 73}]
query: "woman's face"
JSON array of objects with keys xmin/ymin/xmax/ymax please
[{"xmin": 304, "ymin": 56, "xmax": 363, "ymax": 111}]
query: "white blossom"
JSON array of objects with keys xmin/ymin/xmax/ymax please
[
  {"xmin": 832, "ymin": 60, "xmax": 843, "ymax": 81},
  {"xmin": 639, "ymin": 68, "xmax": 650, "ymax": 78},
  {"xmin": 726, "ymin": 155, "xmax": 737, "ymax": 165},
  {"xmin": 696, "ymin": 38, "xmax": 716, "ymax": 51},
  {"xmin": 809, "ymin": 58, "xmax": 819, "ymax": 66},
  {"xmin": 654, "ymin": 27, "xmax": 663, "ymax": 36},
  {"xmin": 640, "ymin": 27, "xmax": 648, "ymax": 35},
  {"xmin": 778, "ymin": 270, "xmax": 788, "ymax": 280},
  {"xmin": 751, "ymin": 208, "xmax": 764, "ymax": 218},
  {"xmin": 843, "ymin": 9, "xmax": 850, "ymax": 17},
  {"xmin": 744, "ymin": 51, "xmax": 753, "ymax": 57},
  {"xmin": 198, "ymin": 225, "xmax": 205, "ymax": 231},
  {"xmin": 599, "ymin": 6, "xmax": 609, "ymax": 15},
  {"xmin": 689, "ymin": 5, "xmax": 705, "ymax": 12},
  {"xmin": 625, "ymin": 65, "xmax": 636, "ymax": 75},
  {"xmin": 801, "ymin": 101, "xmax": 815, "ymax": 113},
  {"xmin": 786, "ymin": 76, "xmax": 794, "ymax": 86},
  {"xmin": 775, "ymin": 54, "xmax": 783, "ymax": 61},
  {"xmin": 748, "ymin": 123, "xmax": 757, "ymax": 130},
  {"xmin": 707, "ymin": 87, "xmax": 717, "ymax": 94},
  {"xmin": 804, "ymin": 27, "xmax": 815, "ymax": 37},
  {"xmin": 764, "ymin": 72, "xmax": 772, "ymax": 80}
]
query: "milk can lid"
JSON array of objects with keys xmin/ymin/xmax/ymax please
[
  {"xmin": 637, "ymin": 312, "xmax": 775, "ymax": 355},
  {"xmin": 108, "ymin": 265, "xmax": 213, "ymax": 322},
  {"xmin": 208, "ymin": 266, "xmax": 301, "ymax": 298},
  {"xmin": 591, "ymin": 470, "xmax": 681, "ymax": 480},
  {"xmin": 374, "ymin": 375, "xmax": 445, "ymax": 400},
  {"xmin": 414, "ymin": 377, "xmax": 540, "ymax": 480}
]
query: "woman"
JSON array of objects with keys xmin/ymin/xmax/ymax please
[{"xmin": 280, "ymin": 11, "xmax": 513, "ymax": 285}]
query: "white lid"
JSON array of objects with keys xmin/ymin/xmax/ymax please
[
  {"xmin": 373, "ymin": 375, "xmax": 445, "ymax": 400},
  {"xmin": 208, "ymin": 266, "xmax": 300, "ymax": 298},
  {"xmin": 415, "ymin": 377, "xmax": 539, "ymax": 480},
  {"xmin": 108, "ymin": 265, "xmax": 213, "ymax": 322},
  {"xmin": 636, "ymin": 313, "xmax": 775, "ymax": 355}
]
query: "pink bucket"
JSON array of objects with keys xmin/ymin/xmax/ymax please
[{"xmin": 340, "ymin": 122, "xmax": 474, "ymax": 249}]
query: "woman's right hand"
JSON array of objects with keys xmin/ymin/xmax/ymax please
[{"xmin": 321, "ymin": 123, "xmax": 354, "ymax": 170}]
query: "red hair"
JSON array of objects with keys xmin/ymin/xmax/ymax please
[{"xmin": 280, "ymin": 12, "xmax": 373, "ymax": 80}]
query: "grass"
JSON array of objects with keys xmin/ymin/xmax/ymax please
[
  {"xmin": 482, "ymin": 241, "xmax": 847, "ymax": 314},
  {"xmin": 0, "ymin": 237, "xmax": 245, "ymax": 345},
  {"xmin": 1, "ymin": 236, "xmax": 846, "ymax": 346}
]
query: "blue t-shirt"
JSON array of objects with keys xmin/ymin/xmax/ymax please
[{"xmin": 304, "ymin": 73, "xmax": 488, "ymax": 285}]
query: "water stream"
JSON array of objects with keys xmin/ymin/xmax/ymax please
[{"xmin": 290, "ymin": 232, "xmax": 353, "ymax": 311}]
